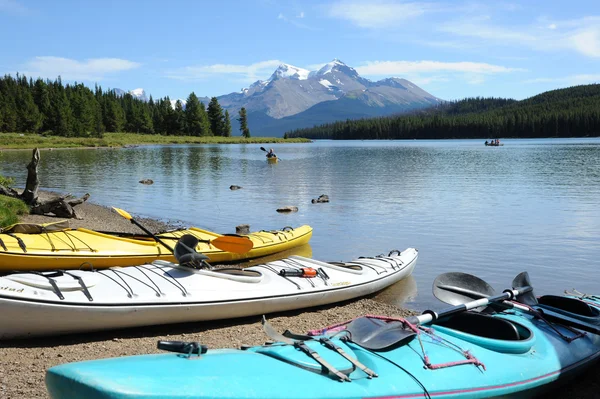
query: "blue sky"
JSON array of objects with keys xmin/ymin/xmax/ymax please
[{"xmin": 0, "ymin": 0, "xmax": 598, "ymax": 101}]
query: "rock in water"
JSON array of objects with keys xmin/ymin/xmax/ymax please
[
  {"xmin": 236, "ymin": 224, "xmax": 250, "ymax": 235},
  {"xmin": 139, "ymin": 179, "xmax": 154, "ymax": 185},
  {"xmin": 276, "ymin": 206, "xmax": 298, "ymax": 213},
  {"xmin": 230, "ymin": 185, "xmax": 243, "ymax": 190},
  {"xmin": 311, "ymin": 194, "xmax": 329, "ymax": 203}
]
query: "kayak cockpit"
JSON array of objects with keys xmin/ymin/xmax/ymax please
[
  {"xmin": 538, "ymin": 295, "xmax": 599, "ymax": 317},
  {"xmin": 433, "ymin": 312, "xmax": 535, "ymax": 354}
]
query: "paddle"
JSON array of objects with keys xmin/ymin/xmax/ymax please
[
  {"xmin": 433, "ymin": 272, "xmax": 600, "ymax": 335},
  {"xmin": 112, "ymin": 208, "xmax": 254, "ymax": 254},
  {"xmin": 113, "ymin": 207, "xmax": 175, "ymax": 253},
  {"xmin": 405, "ymin": 280, "xmax": 533, "ymax": 326},
  {"xmin": 260, "ymin": 146, "xmax": 279, "ymax": 160}
]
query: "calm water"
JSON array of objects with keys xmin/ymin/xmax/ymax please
[{"xmin": 2, "ymin": 138, "xmax": 600, "ymax": 311}]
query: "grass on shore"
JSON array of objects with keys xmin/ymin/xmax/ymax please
[
  {"xmin": 0, "ymin": 133, "xmax": 311, "ymax": 150},
  {"xmin": 0, "ymin": 195, "xmax": 29, "ymax": 228}
]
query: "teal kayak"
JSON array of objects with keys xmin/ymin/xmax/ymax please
[{"xmin": 46, "ymin": 289, "xmax": 600, "ymax": 399}]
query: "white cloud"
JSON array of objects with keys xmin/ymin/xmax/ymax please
[
  {"xmin": 523, "ymin": 74, "xmax": 600, "ymax": 85},
  {"xmin": 326, "ymin": 0, "xmax": 433, "ymax": 28},
  {"xmin": 166, "ymin": 60, "xmax": 285, "ymax": 82},
  {"xmin": 356, "ymin": 60, "xmax": 524, "ymax": 75},
  {"xmin": 439, "ymin": 16, "xmax": 600, "ymax": 58},
  {"xmin": 570, "ymin": 27, "xmax": 600, "ymax": 58},
  {"xmin": 277, "ymin": 11, "xmax": 316, "ymax": 29},
  {"xmin": 22, "ymin": 56, "xmax": 141, "ymax": 81}
]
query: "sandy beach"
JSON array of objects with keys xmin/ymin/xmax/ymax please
[{"xmin": 0, "ymin": 198, "xmax": 598, "ymax": 398}]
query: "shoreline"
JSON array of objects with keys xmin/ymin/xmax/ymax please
[{"xmin": 0, "ymin": 199, "xmax": 597, "ymax": 398}]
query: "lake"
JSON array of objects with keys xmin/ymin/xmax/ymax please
[{"xmin": 2, "ymin": 138, "xmax": 599, "ymax": 312}]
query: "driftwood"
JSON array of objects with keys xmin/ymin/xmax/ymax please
[{"xmin": 0, "ymin": 148, "xmax": 90, "ymax": 218}]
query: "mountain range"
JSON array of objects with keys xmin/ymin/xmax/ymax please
[{"xmin": 115, "ymin": 60, "xmax": 441, "ymax": 136}]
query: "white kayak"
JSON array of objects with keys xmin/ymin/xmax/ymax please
[{"xmin": 0, "ymin": 249, "xmax": 418, "ymax": 339}]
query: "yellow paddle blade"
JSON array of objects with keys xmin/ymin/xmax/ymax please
[
  {"xmin": 113, "ymin": 207, "xmax": 133, "ymax": 220},
  {"xmin": 211, "ymin": 236, "xmax": 254, "ymax": 254}
]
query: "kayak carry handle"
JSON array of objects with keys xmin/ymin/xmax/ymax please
[{"xmin": 157, "ymin": 341, "xmax": 208, "ymax": 355}]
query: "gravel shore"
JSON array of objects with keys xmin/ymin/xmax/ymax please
[{"xmin": 0, "ymin": 198, "xmax": 598, "ymax": 398}]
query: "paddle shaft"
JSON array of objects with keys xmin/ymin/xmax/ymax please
[
  {"xmin": 408, "ymin": 288, "xmax": 529, "ymax": 325},
  {"xmin": 128, "ymin": 219, "xmax": 174, "ymax": 253},
  {"xmin": 432, "ymin": 281, "xmax": 600, "ymax": 335},
  {"xmin": 98, "ymin": 230, "xmax": 221, "ymax": 243}
]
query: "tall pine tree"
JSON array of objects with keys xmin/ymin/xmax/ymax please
[
  {"xmin": 223, "ymin": 110, "xmax": 232, "ymax": 137},
  {"xmin": 238, "ymin": 107, "xmax": 251, "ymax": 138},
  {"xmin": 207, "ymin": 97, "xmax": 225, "ymax": 136}
]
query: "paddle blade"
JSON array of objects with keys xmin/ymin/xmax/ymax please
[
  {"xmin": 211, "ymin": 236, "xmax": 254, "ymax": 254},
  {"xmin": 512, "ymin": 272, "xmax": 538, "ymax": 305},
  {"xmin": 433, "ymin": 272, "xmax": 496, "ymax": 307},
  {"xmin": 260, "ymin": 147, "xmax": 267, "ymax": 152},
  {"xmin": 113, "ymin": 207, "xmax": 133, "ymax": 220},
  {"xmin": 345, "ymin": 317, "xmax": 415, "ymax": 351}
]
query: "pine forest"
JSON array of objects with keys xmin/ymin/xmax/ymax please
[
  {"xmin": 284, "ymin": 84, "xmax": 600, "ymax": 140},
  {"xmin": 0, "ymin": 74, "xmax": 233, "ymax": 137}
]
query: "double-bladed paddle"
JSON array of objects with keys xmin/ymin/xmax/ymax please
[
  {"xmin": 404, "ymin": 279, "xmax": 533, "ymax": 326},
  {"xmin": 433, "ymin": 271, "xmax": 600, "ymax": 335},
  {"xmin": 260, "ymin": 146, "xmax": 279, "ymax": 160},
  {"xmin": 112, "ymin": 207, "xmax": 254, "ymax": 254}
]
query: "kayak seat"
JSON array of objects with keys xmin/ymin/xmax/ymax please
[
  {"xmin": 436, "ymin": 312, "xmax": 521, "ymax": 341},
  {"xmin": 538, "ymin": 295, "xmax": 598, "ymax": 317}
]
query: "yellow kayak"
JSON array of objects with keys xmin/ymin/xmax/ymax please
[
  {"xmin": 0, "ymin": 222, "xmax": 313, "ymax": 271},
  {"xmin": 266, "ymin": 156, "xmax": 278, "ymax": 163}
]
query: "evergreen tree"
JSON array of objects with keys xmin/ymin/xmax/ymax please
[
  {"xmin": 105, "ymin": 94, "xmax": 125, "ymax": 132},
  {"xmin": 185, "ymin": 92, "xmax": 204, "ymax": 136},
  {"xmin": 16, "ymin": 84, "xmax": 42, "ymax": 132},
  {"xmin": 207, "ymin": 97, "xmax": 225, "ymax": 136},
  {"xmin": 238, "ymin": 107, "xmax": 251, "ymax": 138},
  {"xmin": 32, "ymin": 79, "xmax": 51, "ymax": 131},
  {"xmin": 198, "ymin": 102, "xmax": 211, "ymax": 136},
  {"xmin": 171, "ymin": 100, "xmax": 185, "ymax": 134},
  {"xmin": 48, "ymin": 79, "xmax": 73, "ymax": 135},
  {"xmin": 223, "ymin": 110, "xmax": 232, "ymax": 137}
]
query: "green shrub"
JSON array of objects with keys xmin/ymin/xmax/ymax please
[{"xmin": 0, "ymin": 196, "xmax": 29, "ymax": 228}]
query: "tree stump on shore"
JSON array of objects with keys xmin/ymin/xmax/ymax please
[{"xmin": 0, "ymin": 148, "xmax": 90, "ymax": 218}]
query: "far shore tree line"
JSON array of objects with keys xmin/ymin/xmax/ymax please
[
  {"xmin": 0, "ymin": 74, "xmax": 251, "ymax": 138},
  {"xmin": 284, "ymin": 84, "xmax": 600, "ymax": 140}
]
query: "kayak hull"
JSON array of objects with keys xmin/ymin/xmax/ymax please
[
  {"xmin": 0, "ymin": 225, "xmax": 313, "ymax": 271},
  {"xmin": 45, "ymin": 293, "xmax": 600, "ymax": 399},
  {"xmin": 0, "ymin": 248, "xmax": 417, "ymax": 338}
]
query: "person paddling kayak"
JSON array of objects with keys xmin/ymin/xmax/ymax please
[{"xmin": 266, "ymin": 148, "xmax": 276, "ymax": 158}]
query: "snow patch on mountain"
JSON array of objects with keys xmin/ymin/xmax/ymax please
[
  {"xmin": 271, "ymin": 64, "xmax": 310, "ymax": 81},
  {"xmin": 170, "ymin": 99, "xmax": 187, "ymax": 110},
  {"xmin": 319, "ymin": 79, "xmax": 335, "ymax": 90},
  {"xmin": 315, "ymin": 59, "xmax": 345, "ymax": 76},
  {"xmin": 129, "ymin": 88, "xmax": 148, "ymax": 102}
]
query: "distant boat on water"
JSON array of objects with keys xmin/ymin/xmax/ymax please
[{"xmin": 485, "ymin": 140, "xmax": 504, "ymax": 146}]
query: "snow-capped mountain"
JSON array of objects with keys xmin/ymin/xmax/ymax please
[
  {"xmin": 217, "ymin": 59, "xmax": 440, "ymax": 123},
  {"xmin": 129, "ymin": 88, "xmax": 148, "ymax": 102},
  {"xmin": 111, "ymin": 88, "xmax": 149, "ymax": 102},
  {"xmin": 110, "ymin": 60, "xmax": 441, "ymax": 136},
  {"xmin": 170, "ymin": 99, "xmax": 187, "ymax": 110}
]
